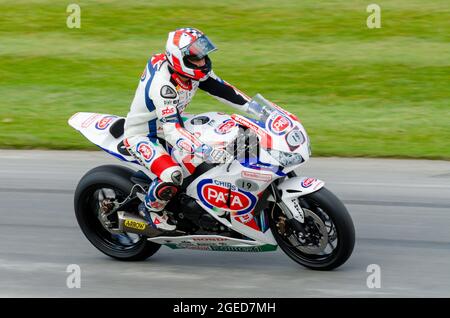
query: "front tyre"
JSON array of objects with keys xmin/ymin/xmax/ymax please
[
  {"xmin": 74, "ymin": 165, "xmax": 161, "ymax": 261},
  {"xmin": 269, "ymin": 187, "xmax": 355, "ymax": 270}
]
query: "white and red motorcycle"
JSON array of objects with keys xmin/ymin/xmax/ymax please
[{"xmin": 69, "ymin": 94, "xmax": 355, "ymax": 270}]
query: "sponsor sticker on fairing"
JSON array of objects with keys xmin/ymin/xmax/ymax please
[
  {"xmin": 301, "ymin": 177, "xmax": 317, "ymax": 188},
  {"xmin": 241, "ymin": 171, "xmax": 272, "ymax": 182},
  {"xmin": 197, "ymin": 179, "xmax": 257, "ymax": 214},
  {"xmin": 267, "ymin": 113, "xmax": 292, "ymax": 135},
  {"xmin": 81, "ymin": 114, "xmax": 102, "ymax": 128},
  {"xmin": 95, "ymin": 115, "xmax": 116, "ymax": 130},
  {"xmin": 285, "ymin": 128, "xmax": 305, "ymax": 151},
  {"xmin": 215, "ymin": 119, "xmax": 236, "ymax": 134},
  {"xmin": 136, "ymin": 142, "xmax": 155, "ymax": 162},
  {"xmin": 176, "ymin": 138, "xmax": 194, "ymax": 154},
  {"xmin": 234, "ymin": 211, "xmax": 254, "ymax": 224}
]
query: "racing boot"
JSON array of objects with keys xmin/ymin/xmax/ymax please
[
  {"xmin": 139, "ymin": 178, "xmax": 179, "ymax": 231},
  {"xmin": 138, "ymin": 203, "xmax": 176, "ymax": 232}
]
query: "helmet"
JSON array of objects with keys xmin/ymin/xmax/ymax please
[{"xmin": 165, "ymin": 27, "xmax": 217, "ymax": 81}]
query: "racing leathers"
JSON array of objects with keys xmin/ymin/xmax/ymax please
[{"xmin": 124, "ymin": 53, "xmax": 250, "ymax": 216}]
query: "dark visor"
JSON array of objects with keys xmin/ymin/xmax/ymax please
[{"xmin": 181, "ymin": 35, "xmax": 217, "ymax": 60}]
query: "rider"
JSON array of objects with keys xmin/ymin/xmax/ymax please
[{"xmin": 124, "ymin": 27, "xmax": 252, "ymax": 231}]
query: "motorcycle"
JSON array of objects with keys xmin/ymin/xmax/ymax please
[{"xmin": 69, "ymin": 94, "xmax": 355, "ymax": 270}]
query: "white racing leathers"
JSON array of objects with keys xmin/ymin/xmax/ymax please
[{"xmin": 124, "ymin": 53, "xmax": 250, "ymax": 211}]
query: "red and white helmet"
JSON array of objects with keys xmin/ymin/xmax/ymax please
[{"xmin": 165, "ymin": 28, "xmax": 217, "ymax": 81}]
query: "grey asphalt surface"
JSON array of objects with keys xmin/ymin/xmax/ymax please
[{"xmin": 0, "ymin": 150, "xmax": 449, "ymax": 297}]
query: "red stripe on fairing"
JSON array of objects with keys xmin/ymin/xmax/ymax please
[
  {"xmin": 150, "ymin": 155, "xmax": 178, "ymax": 177},
  {"xmin": 182, "ymin": 155, "xmax": 196, "ymax": 174},
  {"xmin": 271, "ymin": 102, "xmax": 300, "ymax": 122},
  {"xmin": 246, "ymin": 218, "xmax": 260, "ymax": 231},
  {"xmin": 175, "ymin": 123, "xmax": 202, "ymax": 147},
  {"xmin": 231, "ymin": 114, "xmax": 273, "ymax": 149}
]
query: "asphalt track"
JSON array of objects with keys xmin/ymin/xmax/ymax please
[{"xmin": 0, "ymin": 150, "xmax": 449, "ymax": 297}]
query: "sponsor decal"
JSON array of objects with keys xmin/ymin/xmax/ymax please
[
  {"xmin": 197, "ymin": 179, "xmax": 257, "ymax": 214},
  {"xmin": 301, "ymin": 177, "xmax": 317, "ymax": 188},
  {"xmin": 136, "ymin": 142, "xmax": 155, "ymax": 162},
  {"xmin": 285, "ymin": 128, "xmax": 305, "ymax": 150},
  {"xmin": 190, "ymin": 116, "xmax": 210, "ymax": 125},
  {"xmin": 234, "ymin": 212, "xmax": 254, "ymax": 224},
  {"xmin": 81, "ymin": 114, "xmax": 101, "ymax": 128},
  {"xmin": 215, "ymin": 119, "xmax": 236, "ymax": 134},
  {"xmin": 210, "ymin": 245, "xmax": 277, "ymax": 252},
  {"xmin": 162, "ymin": 106, "xmax": 176, "ymax": 116},
  {"xmin": 267, "ymin": 113, "xmax": 292, "ymax": 135},
  {"xmin": 192, "ymin": 237, "xmax": 228, "ymax": 242},
  {"xmin": 231, "ymin": 114, "xmax": 272, "ymax": 148},
  {"xmin": 95, "ymin": 115, "xmax": 116, "ymax": 130},
  {"xmin": 124, "ymin": 219, "xmax": 146, "ymax": 231},
  {"xmin": 176, "ymin": 138, "xmax": 195, "ymax": 154},
  {"xmin": 160, "ymin": 85, "xmax": 177, "ymax": 99},
  {"xmin": 241, "ymin": 171, "xmax": 272, "ymax": 182},
  {"xmin": 164, "ymin": 242, "xmax": 277, "ymax": 252},
  {"xmin": 140, "ymin": 67, "xmax": 147, "ymax": 81}
]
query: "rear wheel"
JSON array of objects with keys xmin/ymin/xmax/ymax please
[
  {"xmin": 269, "ymin": 187, "xmax": 355, "ymax": 270},
  {"xmin": 74, "ymin": 165, "xmax": 161, "ymax": 261}
]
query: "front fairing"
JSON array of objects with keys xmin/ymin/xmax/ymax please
[{"xmin": 233, "ymin": 94, "xmax": 311, "ymax": 172}]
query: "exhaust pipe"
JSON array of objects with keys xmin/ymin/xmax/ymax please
[{"xmin": 117, "ymin": 211, "xmax": 162, "ymax": 237}]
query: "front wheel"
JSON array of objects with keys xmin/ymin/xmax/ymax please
[{"xmin": 269, "ymin": 187, "xmax": 355, "ymax": 270}]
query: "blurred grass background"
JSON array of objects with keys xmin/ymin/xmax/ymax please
[{"xmin": 0, "ymin": 0, "xmax": 449, "ymax": 159}]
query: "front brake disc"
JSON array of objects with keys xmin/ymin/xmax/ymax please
[{"xmin": 288, "ymin": 208, "xmax": 328, "ymax": 255}]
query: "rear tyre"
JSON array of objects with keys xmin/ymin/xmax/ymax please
[{"xmin": 74, "ymin": 165, "xmax": 161, "ymax": 261}]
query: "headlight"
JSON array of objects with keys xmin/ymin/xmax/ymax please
[{"xmin": 268, "ymin": 149, "xmax": 304, "ymax": 167}]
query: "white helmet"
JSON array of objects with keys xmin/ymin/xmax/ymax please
[{"xmin": 165, "ymin": 27, "xmax": 217, "ymax": 81}]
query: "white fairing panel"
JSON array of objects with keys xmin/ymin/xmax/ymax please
[
  {"xmin": 278, "ymin": 176, "xmax": 325, "ymax": 199},
  {"xmin": 68, "ymin": 112, "xmax": 136, "ymax": 163},
  {"xmin": 186, "ymin": 160, "xmax": 278, "ymax": 245},
  {"xmin": 182, "ymin": 112, "xmax": 240, "ymax": 147}
]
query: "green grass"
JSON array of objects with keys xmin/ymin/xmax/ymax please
[{"xmin": 0, "ymin": 0, "xmax": 449, "ymax": 159}]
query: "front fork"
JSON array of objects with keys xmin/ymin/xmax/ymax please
[{"xmin": 270, "ymin": 175, "xmax": 325, "ymax": 230}]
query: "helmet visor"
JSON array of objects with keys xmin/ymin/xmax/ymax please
[{"xmin": 181, "ymin": 35, "xmax": 217, "ymax": 61}]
